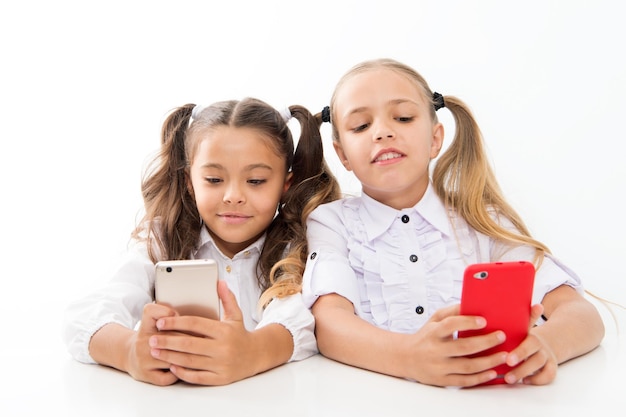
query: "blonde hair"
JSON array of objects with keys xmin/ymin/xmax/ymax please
[{"xmin": 329, "ymin": 58, "xmax": 550, "ymax": 263}]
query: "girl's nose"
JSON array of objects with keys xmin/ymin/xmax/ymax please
[
  {"xmin": 223, "ymin": 184, "xmax": 245, "ymax": 204},
  {"xmin": 373, "ymin": 120, "xmax": 395, "ymax": 141}
]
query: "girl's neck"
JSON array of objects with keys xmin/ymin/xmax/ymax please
[
  {"xmin": 207, "ymin": 227, "xmax": 264, "ymax": 259},
  {"xmin": 362, "ymin": 180, "xmax": 429, "ymax": 210}
]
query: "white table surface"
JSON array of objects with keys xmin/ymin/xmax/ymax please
[{"xmin": 2, "ymin": 300, "xmax": 624, "ymax": 417}]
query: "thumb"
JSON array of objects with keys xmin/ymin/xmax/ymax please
[
  {"xmin": 529, "ymin": 303, "xmax": 545, "ymax": 329},
  {"xmin": 217, "ymin": 280, "xmax": 243, "ymax": 322}
]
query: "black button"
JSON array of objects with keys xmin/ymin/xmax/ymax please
[
  {"xmin": 310, "ymin": 252, "xmax": 317, "ymax": 260},
  {"xmin": 415, "ymin": 306, "xmax": 424, "ymax": 314},
  {"xmin": 409, "ymin": 254, "xmax": 418, "ymax": 262},
  {"xmin": 401, "ymin": 214, "xmax": 409, "ymax": 223}
]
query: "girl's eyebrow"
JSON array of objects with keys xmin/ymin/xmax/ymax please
[
  {"xmin": 389, "ymin": 98, "xmax": 420, "ymax": 106},
  {"xmin": 244, "ymin": 163, "xmax": 273, "ymax": 171}
]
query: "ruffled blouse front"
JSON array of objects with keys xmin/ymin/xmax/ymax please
[{"xmin": 301, "ymin": 184, "xmax": 581, "ymax": 333}]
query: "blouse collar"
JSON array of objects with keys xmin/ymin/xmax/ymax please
[
  {"xmin": 359, "ymin": 182, "xmax": 452, "ymax": 241},
  {"xmin": 197, "ymin": 226, "xmax": 266, "ymax": 258}
]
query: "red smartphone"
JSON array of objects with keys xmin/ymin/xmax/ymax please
[{"xmin": 459, "ymin": 261, "xmax": 535, "ymax": 385}]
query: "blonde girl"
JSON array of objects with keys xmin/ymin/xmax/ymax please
[{"xmin": 302, "ymin": 58, "xmax": 604, "ymax": 387}]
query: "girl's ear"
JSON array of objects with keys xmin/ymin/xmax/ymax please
[
  {"xmin": 283, "ymin": 171, "xmax": 293, "ymax": 194},
  {"xmin": 333, "ymin": 141, "xmax": 352, "ymax": 171},
  {"xmin": 430, "ymin": 122, "xmax": 444, "ymax": 159}
]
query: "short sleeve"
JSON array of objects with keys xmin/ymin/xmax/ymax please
[
  {"xmin": 301, "ymin": 249, "xmax": 361, "ymax": 310},
  {"xmin": 532, "ymin": 254, "xmax": 583, "ymax": 305},
  {"xmin": 488, "ymin": 215, "xmax": 584, "ymax": 305},
  {"xmin": 301, "ymin": 202, "xmax": 362, "ymax": 310}
]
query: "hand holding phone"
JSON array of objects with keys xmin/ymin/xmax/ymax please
[
  {"xmin": 459, "ymin": 261, "xmax": 535, "ymax": 384},
  {"xmin": 155, "ymin": 259, "xmax": 220, "ymax": 320}
]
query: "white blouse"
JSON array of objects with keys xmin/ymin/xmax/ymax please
[
  {"xmin": 301, "ymin": 184, "xmax": 582, "ymax": 333},
  {"xmin": 63, "ymin": 227, "xmax": 316, "ymax": 364}
]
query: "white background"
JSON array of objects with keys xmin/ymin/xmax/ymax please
[{"xmin": 1, "ymin": 0, "xmax": 624, "ymax": 357}]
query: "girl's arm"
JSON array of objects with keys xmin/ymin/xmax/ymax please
[
  {"xmin": 504, "ymin": 285, "xmax": 605, "ymax": 385},
  {"xmin": 63, "ymin": 244, "xmax": 158, "ymax": 364},
  {"xmin": 312, "ymin": 293, "xmax": 511, "ymax": 387},
  {"xmin": 89, "ymin": 303, "xmax": 179, "ymax": 386}
]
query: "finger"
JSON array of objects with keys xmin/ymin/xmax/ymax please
[
  {"xmin": 144, "ymin": 370, "xmax": 179, "ymax": 386},
  {"xmin": 218, "ymin": 280, "xmax": 243, "ymax": 322},
  {"xmin": 529, "ymin": 303, "xmax": 544, "ymax": 328},
  {"xmin": 504, "ymin": 348, "xmax": 553, "ymax": 385},
  {"xmin": 453, "ymin": 330, "xmax": 507, "ymax": 357},
  {"xmin": 505, "ymin": 329, "xmax": 544, "ymax": 369},
  {"xmin": 428, "ymin": 304, "xmax": 489, "ymax": 340},
  {"xmin": 452, "ymin": 351, "xmax": 508, "ymax": 375},
  {"xmin": 151, "ymin": 344, "xmax": 214, "ymax": 370},
  {"xmin": 440, "ymin": 368, "xmax": 499, "ymax": 388},
  {"xmin": 156, "ymin": 315, "xmax": 220, "ymax": 339},
  {"xmin": 439, "ymin": 314, "xmax": 489, "ymax": 340},
  {"xmin": 140, "ymin": 303, "xmax": 177, "ymax": 332},
  {"xmin": 520, "ymin": 360, "xmax": 558, "ymax": 385},
  {"xmin": 170, "ymin": 365, "xmax": 232, "ymax": 386},
  {"xmin": 150, "ymin": 331, "xmax": 218, "ymax": 356}
]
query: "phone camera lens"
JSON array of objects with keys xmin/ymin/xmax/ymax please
[
  {"xmin": 166, "ymin": 266, "xmax": 172, "ymax": 273},
  {"xmin": 473, "ymin": 271, "xmax": 488, "ymax": 279}
]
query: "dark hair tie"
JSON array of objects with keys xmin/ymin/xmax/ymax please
[
  {"xmin": 321, "ymin": 106, "xmax": 331, "ymax": 123},
  {"xmin": 433, "ymin": 92, "xmax": 445, "ymax": 111}
]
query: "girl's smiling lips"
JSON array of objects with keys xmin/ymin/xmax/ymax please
[
  {"xmin": 218, "ymin": 212, "xmax": 252, "ymax": 224},
  {"xmin": 372, "ymin": 148, "xmax": 406, "ymax": 164}
]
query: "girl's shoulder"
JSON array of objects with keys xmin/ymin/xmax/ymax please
[
  {"xmin": 311, "ymin": 194, "xmax": 363, "ymax": 216},
  {"xmin": 308, "ymin": 195, "xmax": 365, "ymax": 230}
]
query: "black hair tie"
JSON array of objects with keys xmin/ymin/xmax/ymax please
[
  {"xmin": 321, "ymin": 106, "xmax": 331, "ymax": 123},
  {"xmin": 433, "ymin": 92, "xmax": 445, "ymax": 111}
]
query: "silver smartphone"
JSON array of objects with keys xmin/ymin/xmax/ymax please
[{"xmin": 155, "ymin": 259, "xmax": 220, "ymax": 319}]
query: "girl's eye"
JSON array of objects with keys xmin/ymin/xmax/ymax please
[
  {"xmin": 353, "ymin": 123, "xmax": 369, "ymax": 133},
  {"xmin": 397, "ymin": 116, "xmax": 413, "ymax": 123},
  {"xmin": 248, "ymin": 179, "xmax": 267, "ymax": 185},
  {"xmin": 204, "ymin": 177, "xmax": 222, "ymax": 184}
]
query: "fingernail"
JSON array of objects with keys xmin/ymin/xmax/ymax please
[
  {"xmin": 149, "ymin": 336, "xmax": 157, "ymax": 347},
  {"xmin": 505, "ymin": 374, "xmax": 518, "ymax": 384},
  {"xmin": 156, "ymin": 319, "xmax": 164, "ymax": 329},
  {"xmin": 476, "ymin": 317, "xmax": 487, "ymax": 327},
  {"xmin": 507, "ymin": 354, "xmax": 519, "ymax": 366},
  {"xmin": 151, "ymin": 348, "xmax": 160, "ymax": 357}
]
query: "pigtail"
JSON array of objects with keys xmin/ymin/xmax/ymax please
[
  {"xmin": 284, "ymin": 105, "xmax": 341, "ymax": 224},
  {"xmin": 328, "ymin": 58, "xmax": 550, "ymax": 263},
  {"xmin": 259, "ymin": 106, "xmax": 341, "ymax": 307},
  {"xmin": 131, "ymin": 104, "xmax": 202, "ymax": 262},
  {"xmin": 432, "ymin": 96, "xmax": 550, "ymax": 261}
]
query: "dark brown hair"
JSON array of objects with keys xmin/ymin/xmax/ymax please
[{"xmin": 132, "ymin": 98, "xmax": 341, "ymax": 305}]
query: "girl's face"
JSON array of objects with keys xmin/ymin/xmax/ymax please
[
  {"xmin": 333, "ymin": 68, "xmax": 444, "ymax": 209},
  {"xmin": 188, "ymin": 126, "xmax": 291, "ymax": 258}
]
